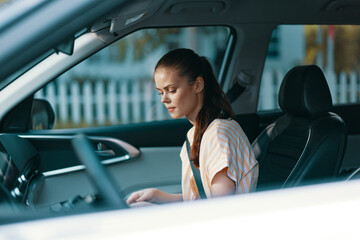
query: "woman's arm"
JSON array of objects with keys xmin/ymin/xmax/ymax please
[
  {"xmin": 126, "ymin": 188, "xmax": 183, "ymax": 205},
  {"xmin": 211, "ymin": 167, "xmax": 235, "ymax": 197}
]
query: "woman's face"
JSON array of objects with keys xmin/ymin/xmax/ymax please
[{"xmin": 154, "ymin": 67, "xmax": 203, "ymax": 124}]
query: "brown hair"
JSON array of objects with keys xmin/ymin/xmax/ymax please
[{"xmin": 155, "ymin": 48, "xmax": 234, "ymax": 167}]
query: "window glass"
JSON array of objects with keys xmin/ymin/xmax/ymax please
[
  {"xmin": 258, "ymin": 25, "xmax": 360, "ymax": 111},
  {"xmin": 34, "ymin": 26, "xmax": 231, "ymax": 129}
]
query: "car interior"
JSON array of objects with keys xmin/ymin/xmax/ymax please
[
  {"xmin": 1, "ymin": 0, "xmax": 360, "ymax": 223},
  {"xmin": 253, "ymin": 65, "xmax": 346, "ymax": 190}
]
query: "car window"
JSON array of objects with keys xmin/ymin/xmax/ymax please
[
  {"xmin": 33, "ymin": 26, "xmax": 231, "ymax": 129},
  {"xmin": 258, "ymin": 25, "xmax": 360, "ymax": 111}
]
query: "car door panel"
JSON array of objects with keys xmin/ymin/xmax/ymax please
[
  {"xmin": 33, "ymin": 146, "xmax": 181, "ymax": 208},
  {"xmin": 23, "ymin": 135, "xmax": 140, "ymax": 172},
  {"xmin": 22, "ymin": 119, "xmax": 188, "ymax": 208}
]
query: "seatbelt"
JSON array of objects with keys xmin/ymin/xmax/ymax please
[
  {"xmin": 186, "ymin": 137, "xmax": 207, "ymax": 199},
  {"xmin": 226, "ymin": 81, "xmax": 246, "ymax": 103},
  {"xmin": 226, "ymin": 71, "xmax": 253, "ymax": 103}
]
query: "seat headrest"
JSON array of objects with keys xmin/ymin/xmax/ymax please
[{"xmin": 278, "ymin": 65, "xmax": 332, "ymax": 117}]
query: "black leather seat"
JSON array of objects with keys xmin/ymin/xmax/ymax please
[{"xmin": 252, "ymin": 65, "xmax": 347, "ymax": 190}]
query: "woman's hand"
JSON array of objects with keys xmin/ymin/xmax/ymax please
[
  {"xmin": 126, "ymin": 188, "xmax": 159, "ymax": 205},
  {"xmin": 126, "ymin": 188, "xmax": 183, "ymax": 206}
]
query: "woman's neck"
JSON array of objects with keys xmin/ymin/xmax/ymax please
[{"xmin": 186, "ymin": 93, "xmax": 203, "ymax": 125}]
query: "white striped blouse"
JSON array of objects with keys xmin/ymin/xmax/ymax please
[{"xmin": 180, "ymin": 118, "xmax": 258, "ymax": 201}]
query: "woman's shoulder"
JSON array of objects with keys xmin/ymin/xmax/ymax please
[
  {"xmin": 205, "ymin": 118, "xmax": 242, "ymax": 137},
  {"xmin": 208, "ymin": 118, "xmax": 240, "ymax": 130}
]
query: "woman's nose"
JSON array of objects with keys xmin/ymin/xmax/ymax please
[{"xmin": 161, "ymin": 93, "xmax": 170, "ymax": 103}]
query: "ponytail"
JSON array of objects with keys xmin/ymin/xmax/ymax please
[{"xmin": 191, "ymin": 57, "xmax": 234, "ymax": 167}]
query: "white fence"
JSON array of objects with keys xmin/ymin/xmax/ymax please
[
  {"xmin": 35, "ymin": 76, "xmax": 171, "ymax": 127},
  {"xmin": 258, "ymin": 69, "xmax": 360, "ymax": 111},
  {"xmin": 35, "ymin": 69, "xmax": 360, "ymax": 128}
]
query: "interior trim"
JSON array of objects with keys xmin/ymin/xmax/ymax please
[
  {"xmin": 19, "ymin": 135, "xmax": 141, "ymax": 177},
  {"xmin": 41, "ymin": 154, "xmax": 130, "ymax": 177}
]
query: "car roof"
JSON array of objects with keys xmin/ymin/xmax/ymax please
[
  {"xmin": 108, "ymin": 0, "xmax": 360, "ymax": 28},
  {"xmin": 1, "ymin": 0, "xmax": 360, "ymax": 82}
]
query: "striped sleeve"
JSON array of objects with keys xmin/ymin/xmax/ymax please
[
  {"xmin": 202, "ymin": 120, "xmax": 240, "ymax": 184},
  {"xmin": 200, "ymin": 119, "xmax": 258, "ymax": 195},
  {"xmin": 181, "ymin": 119, "xmax": 258, "ymax": 200}
]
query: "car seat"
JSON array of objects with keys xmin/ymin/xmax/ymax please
[{"xmin": 252, "ymin": 65, "xmax": 347, "ymax": 190}]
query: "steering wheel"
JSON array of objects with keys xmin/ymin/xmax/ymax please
[{"xmin": 71, "ymin": 133, "xmax": 128, "ymax": 209}]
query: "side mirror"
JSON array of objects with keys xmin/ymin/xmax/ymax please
[{"xmin": 30, "ymin": 99, "xmax": 55, "ymax": 130}]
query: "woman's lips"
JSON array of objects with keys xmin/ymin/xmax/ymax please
[{"xmin": 167, "ymin": 107, "xmax": 175, "ymax": 113}]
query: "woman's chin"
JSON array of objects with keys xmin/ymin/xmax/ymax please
[{"xmin": 169, "ymin": 113, "xmax": 183, "ymax": 119}]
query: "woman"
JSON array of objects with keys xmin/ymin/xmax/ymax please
[{"xmin": 127, "ymin": 48, "xmax": 258, "ymax": 205}]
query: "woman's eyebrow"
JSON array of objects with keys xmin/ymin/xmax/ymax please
[{"xmin": 156, "ymin": 84, "xmax": 176, "ymax": 90}]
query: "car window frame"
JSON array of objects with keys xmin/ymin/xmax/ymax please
[{"xmin": 27, "ymin": 25, "xmax": 237, "ymax": 131}]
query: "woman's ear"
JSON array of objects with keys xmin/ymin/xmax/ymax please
[{"xmin": 194, "ymin": 76, "xmax": 204, "ymax": 93}]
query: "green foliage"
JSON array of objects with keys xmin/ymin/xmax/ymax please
[
  {"xmin": 114, "ymin": 28, "xmax": 181, "ymax": 61},
  {"xmin": 0, "ymin": 0, "xmax": 10, "ymax": 5}
]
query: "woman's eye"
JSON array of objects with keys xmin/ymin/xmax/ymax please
[{"xmin": 168, "ymin": 89, "xmax": 176, "ymax": 93}]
